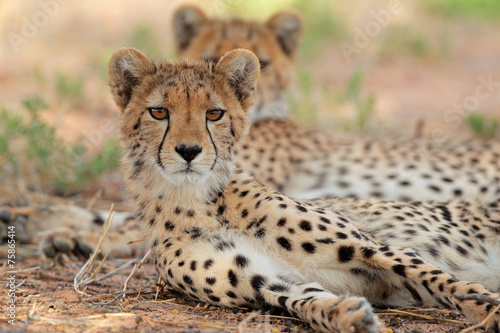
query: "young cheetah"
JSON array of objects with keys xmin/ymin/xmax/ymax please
[{"xmin": 108, "ymin": 47, "xmax": 500, "ymax": 332}]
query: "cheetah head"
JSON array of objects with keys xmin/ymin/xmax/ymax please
[
  {"xmin": 109, "ymin": 48, "xmax": 259, "ymax": 194},
  {"xmin": 173, "ymin": 6, "xmax": 302, "ymax": 122}
]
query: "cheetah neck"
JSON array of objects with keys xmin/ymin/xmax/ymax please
[{"xmin": 124, "ymin": 157, "xmax": 231, "ymax": 234}]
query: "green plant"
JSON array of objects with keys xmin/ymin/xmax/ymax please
[
  {"xmin": 423, "ymin": 0, "xmax": 500, "ymax": 21},
  {"xmin": 337, "ymin": 70, "xmax": 376, "ymax": 131},
  {"xmin": 287, "ymin": 69, "xmax": 320, "ymax": 126},
  {"xmin": 378, "ymin": 24, "xmax": 449, "ymax": 61},
  {"xmin": 0, "ymin": 106, "xmax": 120, "ymax": 196},
  {"xmin": 465, "ymin": 112, "xmax": 499, "ymax": 140},
  {"xmin": 287, "ymin": 69, "xmax": 376, "ymax": 131},
  {"xmin": 21, "ymin": 95, "xmax": 48, "ymax": 116},
  {"xmin": 54, "ymin": 71, "xmax": 85, "ymax": 102}
]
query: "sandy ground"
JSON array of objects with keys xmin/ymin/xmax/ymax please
[{"xmin": 1, "ymin": 255, "xmax": 471, "ymax": 333}]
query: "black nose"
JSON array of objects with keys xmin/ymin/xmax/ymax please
[{"xmin": 175, "ymin": 144, "xmax": 202, "ymax": 163}]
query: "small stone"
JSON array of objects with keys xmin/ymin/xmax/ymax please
[
  {"xmin": 0, "ymin": 210, "xmax": 11, "ymax": 223},
  {"xmin": 449, "ymin": 310, "xmax": 461, "ymax": 319},
  {"xmin": 135, "ymin": 315, "xmax": 142, "ymax": 324},
  {"xmin": 410, "ymin": 328, "xmax": 424, "ymax": 333}
]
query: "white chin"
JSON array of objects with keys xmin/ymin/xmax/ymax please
[
  {"xmin": 173, "ymin": 172, "xmax": 209, "ymax": 184},
  {"xmin": 159, "ymin": 167, "xmax": 211, "ymax": 186}
]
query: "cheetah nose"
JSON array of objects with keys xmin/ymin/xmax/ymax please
[{"xmin": 175, "ymin": 144, "xmax": 202, "ymax": 163}]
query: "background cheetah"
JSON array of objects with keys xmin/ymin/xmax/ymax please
[
  {"xmin": 174, "ymin": 5, "xmax": 500, "ymax": 203},
  {"xmin": 108, "ymin": 47, "xmax": 500, "ymax": 333}
]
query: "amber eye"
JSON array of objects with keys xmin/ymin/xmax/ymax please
[
  {"xmin": 206, "ymin": 110, "xmax": 225, "ymax": 121},
  {"xmin": 148, "ymin": 107, "xmax": 168, "ymax": 120}
]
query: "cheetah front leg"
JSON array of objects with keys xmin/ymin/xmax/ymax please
[
  {"xmin": 155, "ymin": 232, "xmax": 379, "ymax": 333},
  {"xmin": 349, "ymin": 243, "xmax": 500, "ymax": 331}
]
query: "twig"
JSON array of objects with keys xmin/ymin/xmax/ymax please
[
  {"xmin": 382, "ymin": 308, "xmax": 464, "ymax": 325},
  {"xmin": 123, "ymin": 248, "xmax": 151, "ymax": 296},
  {"xmin": 127, "ymin": 238, "xmax": 146, "ymax": 245},
  {"xmin": 454, "ymin": 293, "xmax": 500, "ymax": 306},
  {"xmin": 77, "ymin": 295, "xmax": 94, "ymax": 308},
  {"xmin": 74, "ymin": 256, "xmax": 93, "ymax": 296},
  {"xmin": 15, "ymin": 278, "xmax": 27, "ymax": 289},
  {"xmin": 84, "ymin": 249, "xmax": 111, "ymax": 284},
  {"xmin": 87, "ymin": 204, "xmax": 115, "ymax": 273},
  {"xmin": 155, "ymin": 276, "xmax": 163, "ymax": 300},
  {"xmin": 85, "ymin": 189, "xmax": 102, "ymax": 211},
  {"xmin": 84, "ymin": 256, "xmax": 140, "ymax": 285},
  {"xmin": 74, "ymin": 204, "xmax": 115, "ymax": 295}
]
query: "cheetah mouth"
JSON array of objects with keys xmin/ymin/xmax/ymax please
[{"xmin": 176, "ymin": 167, "xmax": 201, "ymax": 175}]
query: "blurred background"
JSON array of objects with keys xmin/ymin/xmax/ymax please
[{"xmin": 0, "ymin": 0, "xmax": 499, "ymax": 204}]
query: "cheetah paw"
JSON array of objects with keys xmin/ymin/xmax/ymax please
[
  {"xmin": 462, "ymin": 295, "xmax": 500, "ymax": 332},
  {"xmin": 37, "ymin": 228, "xmax": 95, "ymax": 262},
  {"xmin": 309, "ymin": 296, "xmax": 380, "ymax": 333}
]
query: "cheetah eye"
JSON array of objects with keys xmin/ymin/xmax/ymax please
[
  {"xmin": 259, "ymin": 59, "xmax": 270, "ymax": 70},
  {"xmin": 148, "ymin": 107, "xmax": 169, "ymax": 120},
  {"xmin": 206, "ymin": 109, "xmax": 225, "ymax": 122}
]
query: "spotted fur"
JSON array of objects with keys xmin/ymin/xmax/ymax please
[{"xmin": 105, "ymin": 47, "xmax": 500, "ymax": 333}]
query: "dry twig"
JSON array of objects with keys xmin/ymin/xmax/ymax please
[
  {"xmin": 122, "ymin": 248, "xmax": 151, "ymax": 296},
  {"xmin": 454, "ymin": 293, "xmax": 500, "ymax": 306}
]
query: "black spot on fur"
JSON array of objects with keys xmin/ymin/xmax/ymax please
[
  {"xmin": 164, "ymin": 221, "xmax": 175, "ymax": 231},
  {"xmin": 228, "ymin": 269, "xmax": 238, "ymax": 287},
  {"xmin": 183, "ymin": 275, "xmax": 193, "ymax": 285},
  {"xmin": 336, "ymin": 232, "xmax": 348, "ymax": 239},
  {"xmin": 208, "ymin": 295, "xmax": 220, "ymax": 302},
  {"xmin": 190, "ymin": 261, "xmax": 197, "ymax": 271},
  {"xmin": 299, "ymin": 220, "xmax": 312, "ymax": 231},
  {"xmin": 276, "ymin": 237, "xmax": 292, "ymax": 251},
  {"xmin": 361, "ymin": 247, "xmax": 376, "ymax": 259},
  {"xmin": 235, "ymin": 255, "xmax": 248, "ymax": 268},
  {"xmin": 226, "ymin": 291, "xmax": 238, "ymax": 299},
  {"xmin": 297, "ymin": 205, "xmax": 308, "ymax": 213},
  {"xmin": 392, "ymin": 265, "xmax": 406, "ymax": 278},
  {"xmin": 269, "ymin": 284, "xmax": 289, "ymax": 293},
  {"xmin": 278, "ymin": 296, "xmax": 288, "ymax": 308},
  {"xmin": 277, "ymin": 218, "xmax": 286, "ymax": 227},
  {"xmin": 251, "ymin": 275, "xmax": 267, "ymax": 291},
  {"xmin": 338, "ymin": 245, "xmax": 355, "ymax": 262},
  {"xmin": 204, "ymin": 259, "xmax": 213, "ymax": 269},
  {"xmin": 302, "ymin": 242, "xmax": 316, "ymax": 254},
  {"xmin": 316, "ymin": 238, "xmax": 334, "ymax": 244}
]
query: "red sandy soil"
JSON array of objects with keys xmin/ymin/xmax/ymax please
[{"xmin": 0, "ymin": 255, "xmax": 472, "ymax": 333}]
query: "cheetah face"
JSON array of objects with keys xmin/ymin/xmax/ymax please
[
  {"xmin": 173, "ymin": 6, "xmax": 302, "ymax": 122},
  {"xmin": 108, "ymin": 48, "xmax": 259, "ymax": 191}
]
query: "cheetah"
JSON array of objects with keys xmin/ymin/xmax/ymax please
[
  {"xmin": 6, "ymin": 6, "xmax": 500, "ymax": 256},
  {"xmin": 173, "ymin": 5, "xmax": 500, "ymax": 202},
  {"xmin": 106, "ymin": 47, "xmax": 500, "ymax": 332}
]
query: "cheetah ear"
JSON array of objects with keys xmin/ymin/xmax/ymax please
[
  {"xmin": 215, "ymin": 49, "xmax": 260, "ymax": 110},
  {"xmin": 266, "ymin": 11, "xmax": 302, "ymax": 58},
  {"xmin": 173, "ymin": 5, "xmax": 209, "ymax": 54},
  {"xmin": 108, "ymin": 47, "xmax": 155, "ymax": 110}
]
